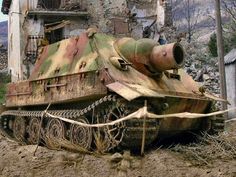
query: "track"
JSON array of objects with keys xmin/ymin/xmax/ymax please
[{"xmin": 0, "ymin": 95, "xmax": 160, "ymax": 152}]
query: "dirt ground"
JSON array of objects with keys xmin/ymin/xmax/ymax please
[{"xmin": 0, "ymin": 122, "xmax": 235, "ymax": 177}]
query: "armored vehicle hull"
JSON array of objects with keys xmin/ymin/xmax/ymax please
[{"xmin": 0, "ymin": 29, "xmax": 223, "ymax": 152}]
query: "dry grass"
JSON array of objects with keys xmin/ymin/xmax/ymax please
[
  {"xmin": 93, "ymin": 130, "xmax": 110, "ymax": 154},
  {"xmin": 171, "ymin": 132, "xmax": 236, "ymax": 166}
]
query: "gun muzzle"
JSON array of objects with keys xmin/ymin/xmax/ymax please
[
  {"xmin": 150, "ymin": 43, "xmax": 184, "ymax": 72},
  {"xmin": 114, "ymin": 37, "xmax": 185, "ymax": 76}
]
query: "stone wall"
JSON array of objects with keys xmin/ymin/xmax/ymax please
[{"xmin": 0, "ymin": 48, "xmax": 8, "ymax": 72}]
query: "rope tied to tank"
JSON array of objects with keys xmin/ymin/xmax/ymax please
[
  {"xmin": 42, "ymin": 105, "xmax": 236, "ymax": 155},
  {"xmin": 44, "ymin": 107, "xmax": 236, "ymax": 128},
  {"xmin": 34, "ymin": 103, "xmax": 51, "ymax": 156},
  {"xmin": 10, "ymin": 100, "xmax": 229, "ymax": 155}
]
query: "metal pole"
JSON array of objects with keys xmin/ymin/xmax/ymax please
[
  {"xmin": 27, "ymin": 0, "xmax": 29, "ymax": 11},
  {"xmin": 215, "ymin": 0, "xmax": 227, "ymax": 113},
  {"xmin": 141, "ymin": 100, "xmax": 147, "ymax": 156}
]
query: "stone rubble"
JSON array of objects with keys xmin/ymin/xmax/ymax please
[
  {"xmin": 0, "ymin": 48, "xmax": 8, "ymax": 72},
  {"xmin": 182, "ymin": 40, "xmax": 220, "ymax": 97},
  {"xmin": 162, "ymin": 27, "xmax": 220, "ymax": 98}
]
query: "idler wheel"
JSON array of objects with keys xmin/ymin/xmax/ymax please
[
  {"xmin": 13, "ymin": 116, "xmax": 26, "ymax": 142},
  {"xmin": 105, "ymin": 104, "xmax": 126, "ymax": 149},
  {"xmin": 70, "ymin": 117, "xmax": 92, "ymax": 150},
  {"xmin": 45, "ymin": 118, "xmax": 65, "ymax": 149},
  {"xmin": 94, "ymin": 101, "xmax": 127, "ymax": 152},
  {"xmin": 28, "ymin": 117, "xmax": 41, "ymax": 144}
]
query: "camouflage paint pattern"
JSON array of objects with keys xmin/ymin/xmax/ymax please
[
  {"xmin": 5, "ymin": 29, "xmax": 217, "ymax": 134},
  {"xmin": 6, "ymin": 29, "xmax": 213, "ymax": 105}
]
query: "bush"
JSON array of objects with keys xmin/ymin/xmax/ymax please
[
  {"xmin": 0, "ymin": 73, "xmax": 11, "ymax": 104},
  {"xmin": 228, "ymin": 32, "xmax": 236, "ymax": 49},
  {"xmin": 208, "ymin": 32, "xmax": 236, "ymax": 57}
]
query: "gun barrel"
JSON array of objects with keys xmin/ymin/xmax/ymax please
[{"xmin": 150, "ymin": 43, "xmax": 184, "ymax": 72}]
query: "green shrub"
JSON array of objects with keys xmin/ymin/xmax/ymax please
[
  {"xmin": 208, "ymin": 32, "xmax": 236, "ymax": 57},
  {"xmin": 229, "ymin": 32, "xmax": 236, "ymax": 49},
  {"xmin": 0, "ymin": 73, "xmax": 11, "ymax": 104}
]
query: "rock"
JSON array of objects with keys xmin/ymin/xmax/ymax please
[
  {"xmin": 110, "ymin": 153, "xmax": 123, "ymax": 163},
  {"xmin": 119, "ymin": 159, "xmax": 130, "ymax": 170},
  {"xmin": 0, "ymin": 49, "xmax": 7, "ymax": 71},
  {"xmin": 123, "ymin": 151, "xmax": 132, "ymax": 161},
  {"xmin": 65, "ymin": 153, "xmax": 83, "ymax": 162},
  {"xmin": 181, "ymin": 39, "xmax": 220, "ymax": 102},
  {"xmin": 117, "ymin": 152, "xmax": 132, "ymax": 177},
  {"xmin": 203, "ymin": 74, "xmax": 210, "ymax": 81}
]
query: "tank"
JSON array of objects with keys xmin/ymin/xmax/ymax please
[{"xmin": 0, "ymin": 28, "xmax": 224, "ymax": 152}]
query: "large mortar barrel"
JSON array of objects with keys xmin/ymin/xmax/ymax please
[
  {"xmin": 114, "ymin": 38, "xmax": 185, "ymax": 76},
  {"xmin": 150, "ymin": 43, "xmax": 184, "ymax": 72}
]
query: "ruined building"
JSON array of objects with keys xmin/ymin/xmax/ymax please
[{"xmin": 1, "ymin": 0, "xmax": 169, "ymax": 81}]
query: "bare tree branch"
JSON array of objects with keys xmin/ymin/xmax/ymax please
[
  {"xmin": 222, "ymin": 0, "xmax": 236, "ymax": 23},
  {"xmin": 172, "ymin": 0, "xmax": 200, "ymax": 43}
]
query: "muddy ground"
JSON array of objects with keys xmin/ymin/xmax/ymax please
[{"xmin": 0, "ymin": 122, "xmax": 235, "ymax": 177}]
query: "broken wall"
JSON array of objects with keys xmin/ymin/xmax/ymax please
[
  {"xmin": 128, "ymin": 0, "xmax": 159, "ymax": 39},
  {"xmin": 8, "ymin": 0, "xmax": 23, "ymax": 80},
  {"xmin": 8, "ymin": 0, "xmax": 165, "ymax": 81}
]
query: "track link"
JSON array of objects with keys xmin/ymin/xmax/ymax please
[{"xmin": 0, "ymin": 95, "xmax": 160, "ymax": 152}]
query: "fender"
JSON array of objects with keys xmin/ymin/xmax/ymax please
[{"xmin": 106, "ymin": 81, "xmax": 165, "ymax": 101}]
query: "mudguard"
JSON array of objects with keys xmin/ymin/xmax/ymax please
[{"xmin": 106, "ymin": 81, "xmax": 165, "ymax": 101}]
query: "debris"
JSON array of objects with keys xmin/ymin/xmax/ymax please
[
  {"xmin": 181, "ymin": 39, "xmax": 221, "ymax": 108},
  {"xmin": 171, "ymin": 132, "xmax": 236, "ymax": 166},
  {"xmin": 0, "ymin": 49, "xmax": 8, "ymax": 71},
  {"xmin": 117, "ymin": 151, "xmax": 132, "ymax": 177},
  {"xmin": 110, "ymin": 153, "xmax": 123, "ymax": 163}
]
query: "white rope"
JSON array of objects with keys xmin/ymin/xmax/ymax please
[
  {"xmin": 225, "ymin": 117, "xmax": 236, "ymax": 123},
  {"xmin": 45, "ymin": 107, "xmax": 147, "ymax": 128},
  {"xmin": 44, "ymin": 107, "xmax": 236, "ymax": 128}
]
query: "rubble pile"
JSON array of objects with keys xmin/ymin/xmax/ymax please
[
  {"xmin": 162, "ymin": 26, "xmax": 221, "ymax": 98},
  {"xmin": 0, "ymin": 48, "xmax": 8, "ymax": 72},
  {"xmin": 181, "ymin": 40, "xmax": 220, "ymax": 96},
  {"xmin": 161, "ymin": 26, "xmax": 178, "ymax": 43},
  {"xmin": 185, "ymin": 59, "xmax": 220, "ymax": 96}
]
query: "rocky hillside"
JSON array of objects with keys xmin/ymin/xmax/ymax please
[
  {"xmin": 168, "ymin": 1, "xmax": 233, "ymax": 101},
  {"xmin": 0, "ymin": 21, "xmax": 8, "ymax": 48},
  {"xmin": 172, "ymin": 0, "xmax": 215, "ymax": 29},
  {"xmin": 172, "ymin": 0, "xmax": 230, "ymax": 42},
  {"xmin": 163, "ymin": 25, "xmax": 220, "ymax": 100}
]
